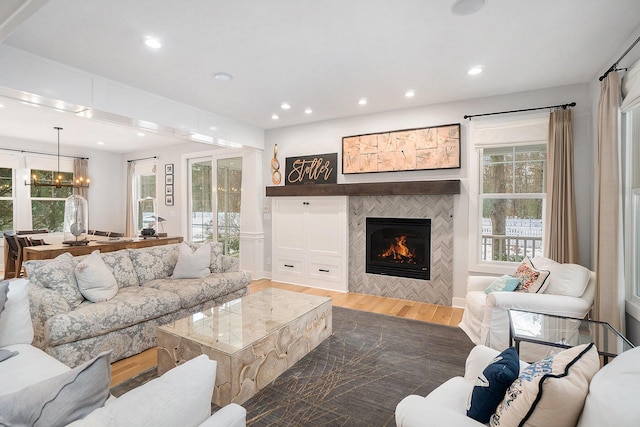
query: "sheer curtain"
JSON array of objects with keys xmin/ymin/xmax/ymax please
[
  {"xmin": 545, "ymin": 109, "xmax": 579, "ymax": 263},
  {"xmin": 125, "ymin": 162, "xmax": 135, "ymax": 237},
  {"xmin": 595, "ymin": 72, "xmax": 624, "ymax": 331},
  {"xmin": 73, "ymin": 158, "xmax": 89, "ymax": 199}
]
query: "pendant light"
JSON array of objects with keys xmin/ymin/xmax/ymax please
[{"xmin": 29, "ymin": 126, "xmax": 90, "ymax": 188}]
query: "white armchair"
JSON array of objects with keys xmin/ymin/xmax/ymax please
[{"xmin": 459, "ymin": 257, "xmax": 595, "ymax": 353}]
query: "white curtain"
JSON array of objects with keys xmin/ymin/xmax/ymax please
[
  {"xmin": 73, "ymin": 158, "xmax": 89, "ymax": 200},
  {"xmin": 621, "ymin": 59, "xmax": 640, "ymax": 112},
  {"xmin": 595, "ymin": 72, "xmax": 624, "ymax": 332},
  {"xmin": 125, "ymin": 162, "xmax": 135, "ymax": 237}
]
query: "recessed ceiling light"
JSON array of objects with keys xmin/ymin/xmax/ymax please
[
  {"xmin": 451, "ymin": 0, "xmax": 485, "ymax": 16},
  {"xmin": 137, "ymin": 132, "xmax": 145, "ymax": 137},
  {"xmin": 97, "ymin": 141, "xmax": 104, "ymax": 145},
  {"xmin": 143, "ymin": 37, "xmax": 162, "ymax": 49},
  {"xmin": 210, "ymin": 126, "xmax": 217, "ymax": 131},
  {"xmin": 0, "ymin": 104, "xmax": 4, "ymax": 108},
  {"xmin": 304, "ymin": 108, "xmax": 313, "ymax": 114},
  {"xmin": 271, "ymin": 114, "xmax": 279, "ymax": 120},
  {"xmin": 358, "ymin": 98, "xmax": 368, "ymax": 105},
  {"xmin": 468, "ymin": 66, "xmax": 483, "ymax": 75},
  {"xmin": 405, "ymin": 90, "xmax": 416, "ymax": 98},
  {"xmin": 281, "ymin": 103, "xmax": 291, "ymax": 110},
  {"xmin": 213, "ymin": 72, "xmax": 233, "ymax": 81}
]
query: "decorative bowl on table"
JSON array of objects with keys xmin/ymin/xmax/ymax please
[{"xmin": 141, "ymin": 228, "xmax": 156, "ymax": 236}]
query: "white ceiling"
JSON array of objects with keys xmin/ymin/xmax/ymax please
[{"xmin": 1, "ymin": 0, "xmax": 640, "ymax": 153}]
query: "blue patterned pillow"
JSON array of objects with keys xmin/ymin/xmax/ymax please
[
  {"xmin": 467, "ymin": 347, "xmax": 520, "ymax": 423},
  {"xmin": 484, "ymin": 275, "xmax": 521, "ymax": 294}
]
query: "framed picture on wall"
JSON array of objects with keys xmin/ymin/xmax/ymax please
[
  {"xmin": 165, "ymin": 174, "xmax": 173, "ymax": 185},
  {"xmin": 165, "ymin": 185, "xmax": 173, "ymax": 196},
  {"xmin": 342, "ymin": 123, "xmax": 461, "ymax": 174},
  {"xmin": 165, "ymin": 164, "xmax": 174, "ymax": 175},
  {"xmin": 165, "ymin": 195, "xmax": 174, "ymax": 206}
]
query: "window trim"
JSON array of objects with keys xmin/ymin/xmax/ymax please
[{"xmin": 624, "ymin": 108, "xmax": 640, "ymax": 321}]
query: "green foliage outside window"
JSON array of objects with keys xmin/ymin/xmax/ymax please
[
  {"xmin": 481, "ymin": 145, "xmax": 546, "ymax": 262},
  {"xmin": 30, "ymin": 169, "xmax": 74, "ymax": 232},
  {"xmin": 0, "ymin": 167, "xmax": 13, "ymax": 232}
]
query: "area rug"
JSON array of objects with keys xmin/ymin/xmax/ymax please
[{"xmin": 111, "ymin": 306, "xmax": 475, "ymax": 426}]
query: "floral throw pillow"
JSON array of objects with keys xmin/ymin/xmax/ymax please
[{"xmin": 513, "ymin": 257, "xmax": 550, "ymax": 293}]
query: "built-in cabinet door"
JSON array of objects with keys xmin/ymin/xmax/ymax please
[
  {"xmin": 272, "ymin": 198, "xmax": 306, "ymax": 252},
  {"xmin": 272, "ymin": 196, "xmax": 348, "ymax": 292},
  {"xmin": 304, "ymin": 198, "xmax": 344, "ymax": 257}
]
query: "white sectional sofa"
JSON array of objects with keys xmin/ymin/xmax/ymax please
[
  {"xmin": 396, "ymin": 344, "xmax": 640, "ymax": 427},
  {"xmin": 0, "ymin": 278, "xmax": 246, "ymax": 427},
  {"xmin": 24, "ymin": 242, "xmax": 251, "ymax": 367}
]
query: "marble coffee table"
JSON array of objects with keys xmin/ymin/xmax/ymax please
[{"xmin": 156, "ymin": 288, "xmax": 332, "ymax": 406}]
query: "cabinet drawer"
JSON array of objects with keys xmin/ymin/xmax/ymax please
[
  {"xmin": 273, "ymin": 256, "xmax": 304, "ymax": 276},
  {"xmin": 308, "ymin": 259, "xmax": 341, "ymax": 282}
]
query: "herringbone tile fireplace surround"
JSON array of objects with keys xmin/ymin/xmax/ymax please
[{"xmin": 348, "ymin": 194, "xmax": 454, "ymax": 306}]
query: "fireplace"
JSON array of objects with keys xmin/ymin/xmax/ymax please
[{"xmin": 366, "ymin": 217, "xmax": 431, "ymax": 280}]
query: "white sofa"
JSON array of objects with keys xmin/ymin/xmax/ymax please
[
  {"xmin": 395, "ymin": 344, "xmax": 640, "ymax": 427},
  {"xmin": 0, "ymin": 278, "xmax": 246, "ymax": 427},
  {"xmin": 459, "ymin": 257, "xmax": 595, "ymax": 353}
]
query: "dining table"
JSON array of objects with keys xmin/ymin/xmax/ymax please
[{"xmin": 21, "ymin": 235, "xmax": 183, "ymax": 262}]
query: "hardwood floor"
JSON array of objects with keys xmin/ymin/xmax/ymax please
[{"xmin": 110, "ymin": 279, "xmax": 464, "ymax": 386}]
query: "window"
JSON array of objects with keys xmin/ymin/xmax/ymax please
[
  {"xmin": 187, "ymin": 156, "xmax": 242, "ymax": 256},
  {"xmin": 469, "ymin": 116, "xmax": 548, "ymax": 271},
  {"xmin": 189, "ymin": 159, "xmax": 213, "ymax": 243},
  {"xmin": 132, "ymin": 163, "xmax": 157, "ymax": 233},
  {"xmin": 0, "ymin": 167, "xmax": 14, "ymax": 233},
  {"xmin": 480, "ymin": 145, "xmax": 546, "ymax": 262},
  {"xmin": 30, "ymin": 169, "xmax": 74, "ymax": 232},
  {"xmin": 216, "ymin": 157, "xmax": 242, "ymax": 256},
  {"xmin": 624, "ymin": 107, "xmax": 640, "ymax": 314}
]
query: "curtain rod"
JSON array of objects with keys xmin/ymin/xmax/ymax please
[
  {"xmin": 463, "ymin": 102, "xmax": 576, "ymax": 120},
  {"xmin": 127, "ymin": 156, "xmax": 157, "ymax": 163},
  {"xmin": 599, "ymin": 35, "xmax": 640, "ymax": 81},
  {"xmin": 0, "ymin": 146, "xmax": 88, "ymax": 160}
]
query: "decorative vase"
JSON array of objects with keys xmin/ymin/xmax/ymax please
[{"xmin": 63, "ymin": 195, "xmax": 89, "ymax": 245}]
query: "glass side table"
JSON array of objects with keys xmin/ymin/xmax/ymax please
[{"xmin": 508, "ymin": 309, "xmax": 634, "ymax": 364}]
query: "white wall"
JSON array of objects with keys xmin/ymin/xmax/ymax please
[{"xmin": 264, "ymin": 83, "xmax": 594, "ymax": 303}]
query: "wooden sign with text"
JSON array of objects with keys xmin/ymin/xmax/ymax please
[{"xmin": 285, "ymin": 153, "xmax": 338, "ymax": 185}]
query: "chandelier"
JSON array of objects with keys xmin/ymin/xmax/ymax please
[{"xmin": 28, "ymin": 126, "xmax": 90, "ymax": 188}]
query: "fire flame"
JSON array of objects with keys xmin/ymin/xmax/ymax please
[{"xmin": 378, "ymin": 235, "xmax": 416, "ymax": 261}]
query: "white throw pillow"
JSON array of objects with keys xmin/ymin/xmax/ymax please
[
  {"xmin": 74, "ymin": 250, "xmax": 119, "ymax": 302},
  {"xmin": 172, "ymin": 242, "xmax": 211, "ymax": 279},
  {"xmin": 490, "ymin": 343, "xmax": 599, "ymax": 427},
  {"xmin": 0, "ymin": 279, "xmax": 34, "ymax": 347},
  {"xmin": 578, "ymin": 346, "xmax": 640, "ymax": 426},
  {"xmin": 531, "ymin": 256, "xmax": 591, "ymax": 297}
]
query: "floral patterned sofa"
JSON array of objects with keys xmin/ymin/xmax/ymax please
[{"xmin": 24, "ymin": 242, "xmax": 251, "ymax": 367}]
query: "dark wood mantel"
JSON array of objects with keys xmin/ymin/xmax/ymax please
[{"xmin": 265, "ymin": 179, "xmax": 460, "ymax": 197}]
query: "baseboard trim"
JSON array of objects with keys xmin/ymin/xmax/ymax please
[{"xmin": 452, "ymin": 296, "xmax": 466, "ymax": 309}]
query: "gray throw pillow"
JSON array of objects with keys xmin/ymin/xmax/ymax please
[
  {"xmin": 0, "ymin": 348, "xmax": 18, "ymax": 362},
  {"xmin": 0, "ymin": 351, "xmax": 111, "ymax": 427},
  {"xmin": 0, "ymin": 280, "xmax": 9, "ymax": 316}
]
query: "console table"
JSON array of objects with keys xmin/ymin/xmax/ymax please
[{"xmin": 22, "ymin": 236, "xmax": 183, "ymax": 262}]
